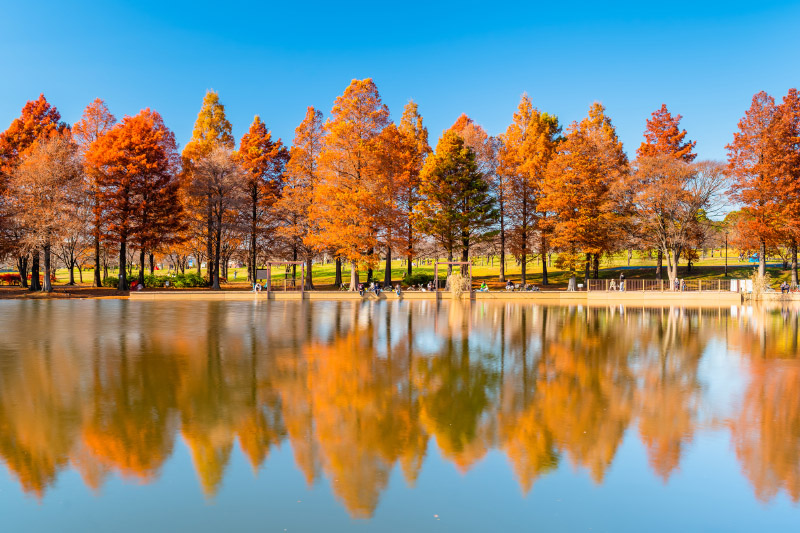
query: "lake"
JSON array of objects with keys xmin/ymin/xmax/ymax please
[{"xmin": 0, "ymin": 299, "xmax": 798, "ymax": 531}]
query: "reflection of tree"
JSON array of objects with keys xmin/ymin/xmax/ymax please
[
  {"xmin": 537, "ymin": 308, "xmax": 636, "ymax": 483},
  {"xmin": 300, "ymin": 302, "xmax": 427, "ymax": 518},
  {"xmin": 3, "ymin": 299, "xmax": 800, "ymax": 510},
  {"xmin": 636, "ymin": 308, "xmax": 705, "ymax": 481},
  {"xmin": 418, "ymin": 302, "xmax": 498, "ymax": 473},
  {"xmin": 499, "ymin": 306, "xmax": 558, "ymax": 493},
  {"xmin": 728, "ymin": 306, "xmax": 800, "ymax": 503},
  {"xmin": 731, "ymin": 360, "xmax": 800, "ymax": 503},
  {"xmin": 0, "ymin": 302, "xmax": 86, "ymax": 497}
]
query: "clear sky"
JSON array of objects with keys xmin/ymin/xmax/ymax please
[{"xmin": 1, "ymin": 1, "xmax": 798, "ymax": 161}]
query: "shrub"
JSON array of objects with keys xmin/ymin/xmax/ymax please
[
  {"xmin": 103, "ymin": 272, "xmax": 210, "ymax": 289},
  {"xmin": 0, "ymin": 273, "xmax": 21, "ymax": 285},
  {"xmin": 402, "ymin": 272, "xmax": 433, "ymax": 286}
]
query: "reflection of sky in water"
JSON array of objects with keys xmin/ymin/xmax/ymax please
[{"xmin": 0, "ymin": 299, "xmax": 799, "ymax": 531}]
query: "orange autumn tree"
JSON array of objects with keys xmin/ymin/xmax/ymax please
[
  {"xmin": 370, "ymin": 123, "xmax": 417, "ymax": 287},
  {"xmin": 636, "ymin": 104, "xmax": 697, "ymax": 278},
  {"xmin": 86, "ymin": 109, "xmax": 183, "ymax": 290},
  {"xmin": 541, "ymin": 103, "xmax": 627, "ymax": 290},
  {"xmin": 637, "ymin": 104, "xmax": 697, "ymax": 163},
  {"xmin": 182, "ymin": 90, "xmax": 235, "ymax": 280},
  {"xmin": 0, "ymin": 94, "xmax": 69, "ymax": 290},
  {"xmin": 310, "ymin": 79, "xmax": 390, "ymax": 290},
  {"xmin": 771, "ymin": 89, "xmax": 800, "ymax": 284},
  {"xmin": 726, "ymin": 91, "xmax": 784, "ymax": 278},
  {"xmin": 275, "ymin": 107, "xmax": 325, "ymax": 290},
  {"xmin": 497, "ymin": 94, "xmax": 561, "ymax": 286},
  {"xmin": 128, "ymin": 111, "xmax": 184, "ymax": 287},
  {"xmin": 73, "ymin": 98, "xmax": 117, "ymax": 287},
  {"xmin": 397, "ymin": 100, "xmax": 431, "ymax": 278},
  {"xmin": 629, "ymin": 157, "xmax": 726, "ymax": 288},
  {"xmin": 238, "ymin": 115, "xmax": 289, "ymax": 283},
  {"xmin": 9, "ymin": 135, "xmax": 82, "ymax": 292}
]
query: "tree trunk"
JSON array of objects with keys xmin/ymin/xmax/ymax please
[
  {"xmin": 349, "ymin": 260, "xmax": 359, "ymax": 291},
  {"xmin": 334, "ymin": 257, "xmax": 342, "ymax": 287},
  {"xmin": 43, "ymin": 242, "xmax": 53, "ymax": 292},
  {"xmin": 593, "ymin": 253, "xmax": 599, "ymax": 279},
  {"xmin": 521, "ymin": 253, "xmax": 527, "ymax": 286},
  {"xmin": 30, "ymin": 251, "xmax": 41, "ymax": 291},
  {"xmin": 292, "ymin": 244, "xmax": 298, "ymax": 286},
  {"xmin": 541, "ymin": 236, "xmax": 548, "ymax": 286},
  {"xmin": 78, "ymin": 265, "xmax": 84, "ymax": 284},
  {"xmin": 118, "ymin": 238, "xmax": 128, "ymax": 291},
  {"xmin": 249, "ymin": 199, "xmax": 257, "ymax": 284},
  {"xmin": 584, "ymin": 253, "xmax": 591, "ymax": 287},
  {"xmin": 447, "ymin": 250, "xmax": 453, "ymax": 277},
  {"xmin": 149, "ymin": 253, "xmax": 155, "ymax": 275},
  {"xmin": 68, "ymin": 253, "xmax": 75, "ymax": 285},
  {"xmin": 668, "ymin": 246, "xmax": 680, "ymax": 289},
  {"xmin": 212, "ymin": 212, "xmax": 222, "ymax": 290},
  {"xmin": 656, "ymin": 249, "xmax": 663, "ymax": 279},
  {"xmin": 17, "ymin": 255, "xmax": 28, "ymax": 289},
  {"xmin": 384, "ymin": 245, "xmax": 392, "ymax": 287},
  {"xmin": 138, "ymin": 249, "xmax": 146, "ymax": 286},
  {"xmin": 305, "ymin": 254, "xmax": 314, "ymax": 290},
  {"xmin": 759, "ymin": 239, "xmax": 766, "ymax": 278},
  {"xmin": 407, "ymin": 219, "xmax": 414, "ymax": 279},
  {"xmin": 206, "ymin": 194, "xmax": 213, "ymax": 281},
  {"xmin": 792, "ymin": 243, "xmax": 798, "ymax": 287},
  {"xmin": 499, "ymin": 217, "xmax": 506, "ymax": 282},
  {"xmin": 94, "ymin": 236, "xmax": 101, "ymax": 287}
]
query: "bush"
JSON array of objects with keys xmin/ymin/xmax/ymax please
[
  {"xmin": 102, "ymin": 272, "xmax": 209, "ymax": 289},
  {"xmin": 0, "ymin": 272, "xmax": 21, "ymax": 285},
  {"xmin": 402, "ymin": 272, "xmax": 433, "ymax": 286}
]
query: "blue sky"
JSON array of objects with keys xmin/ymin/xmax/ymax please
[{"xmin": 1, "ymin": 1, "xmax": 798, "ymax": 161}]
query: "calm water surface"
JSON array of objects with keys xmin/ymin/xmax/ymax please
[{"xmin": 0, "ymin": 299, "xmax": 799, "ymax": 531}]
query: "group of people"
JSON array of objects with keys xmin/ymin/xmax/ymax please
[
  {"xmin": 609, "ymin": 274, "xmax": 626, "ymax": 291},
  {"xmin": 357, "ymin": 282, "xmax": 402, "ymax": 296},
  {"xmin": 503, "ymin": 280, "xmax": 539, "ymax": 291},
  {"xmin": 779, "ymin": 281, "xmax": 797, "ymax": 294}
]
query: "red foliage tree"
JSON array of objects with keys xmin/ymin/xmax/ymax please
[
  {"xmin": 73, "ymin": 99, "xmax": 117, "ymax": 286},
  {"xmin": 85, "ymin": 109, "xmax": 183, "ymax": 290},
  {"xmin": 0, "ymin": 94, "xmax": 68, "ymax": 290},
  {"xmin": 238, "ymin": 116, "xmax": 289, "ymax": 283}
]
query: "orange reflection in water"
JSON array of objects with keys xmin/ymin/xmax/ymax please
[{"xmin": 0, "ymin": 300, "xmax": 798, "ymax": 516}]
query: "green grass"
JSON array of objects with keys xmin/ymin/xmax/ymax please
[{"xmin": 40, "ymin": 250, "xmax": 788, "ymax": 290}]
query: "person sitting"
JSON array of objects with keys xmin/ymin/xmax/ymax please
[
  {"xmin": 395, "ymin": 284, "xmax": 401, "ymax": 296},
  {"xmin": 609, "ymin": 280, "xmax": 617, "ymax": 291},
  {"xmin": 373, "ymin": 283, "xmax": 381, "ymax": 296},
  {"xmin": 358, "ymin": 283, "xmax": 365, "ymax": 297},
  {"xmin": 253, "ymin": 282, "xmax": 262, "ymax": 293},
  {"xmin": 505, "ymin": 280, "xmax": 514, "ymax": 291},
  {"xmin": 781, "ymin": 281, "xmax": 789, "ymax": 294},
  {"xmin": 479, "ymin": 281, "xmax": 489, "ymax": 292}
]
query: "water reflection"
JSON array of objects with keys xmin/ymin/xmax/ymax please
[{"xmin": 0, "ymin": 300, "xmax": 799, "ymax": 516}]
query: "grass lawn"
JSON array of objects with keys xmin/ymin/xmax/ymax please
[{"xmin": 36, "ymin": 250, "xmax": 788, "ymax": 291}]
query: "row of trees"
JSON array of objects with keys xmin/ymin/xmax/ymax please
[{"xmin": 1, "ymin": 82, "xmax": 797, "ymax": 291}]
